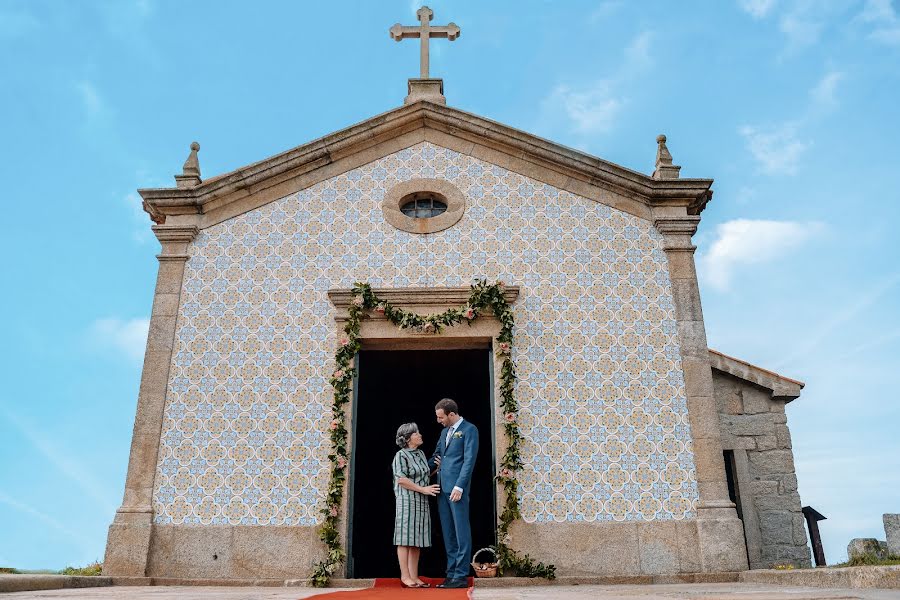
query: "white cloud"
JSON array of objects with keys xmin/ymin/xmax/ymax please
[
  {"xmin": 740, "ymin": 71, "xmax": 842, "ymax": 175},
  {"xmin": 75, "ymin": 81, "xmax": 104, "ymax": 119},
  {"xmin": 624, "ymin": 31, "xmax": 654, "ymax": 69},
  {"xmin": 857, "ymin": 0, "xmax": 900, "ymax": 45},
  {"xmin": 734, "ymin": 186, "xmax": 756, "ymax": 205},
  {"xmin": 74, "ymin": 80, "xmax": 116, "ymax": 135},
  {"xmin": 0, "ymin": 412, "xmax": 118, "ymax": 517},
  {"xmin": 134, "ymin": 0, "xmax": 155, "ymax": 19},
  {"xmin": 89, "ymin": 317, "xmax": 150, "ymax": 362},
  {"xmin": 739, "ymin": 0, "xmax": 777, "ymax": 18},
  {"xmin": 589, "ymin": 1, "xmax": 624, "ymax": 23},
  {"xmin": 836, "ymin": 326, "xmax": 900, "ymax": 361},
  {"xmin": 540, "ymin": 30, "xmax": 652, "ymax": 136},
  {"xmin": 544, "ymin": 82, "xmax": 623, "ymax": 134},
  {"xmin": 698, "ymin": 219, "xmax": 823, "ymax": 291},
  {"xmin": 0, "ymin": 491, "xmax": 92, "ymax": 550},
  {"xmin": 739, "ymin": 122, "xmax": 810, "ymax": 175},
  {"xmin": 809, "ymin": 70, "xmax": 844, "ymax": 112},
  {"xmin": 774, "ymin": 270, "xmax": 900, "ymax": 368},
  {"xmin": 778, "ymin": 8, "xmax": 824, "ymax": 49}
]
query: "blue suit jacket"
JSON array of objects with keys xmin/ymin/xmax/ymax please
[{"xmin": 429, "ymin": 419, "xmax": 479, "ymax": 494}]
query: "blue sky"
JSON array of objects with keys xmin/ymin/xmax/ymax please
[{"xmin": 1, "ymin": 0, "xmax": 898, "ymax": 570}]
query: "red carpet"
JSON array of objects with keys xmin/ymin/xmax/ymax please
[{"xmin": 308, "ymin": 577, "xmax": 474, "ymax": 598}]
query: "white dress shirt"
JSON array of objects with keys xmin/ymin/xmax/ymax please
[{"xmin": 446, "ymin": 417, "xmax": 465, "ymax": 495}]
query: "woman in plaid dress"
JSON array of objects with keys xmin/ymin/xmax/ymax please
[{"xmin": 393, "ymin": 423, "xmax": 440, "ymax": 588}]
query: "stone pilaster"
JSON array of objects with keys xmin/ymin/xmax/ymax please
[
  {"xmin": 654, "ymin": 213, "xmax": 749, "ymax": 573},
  {"xmin": 103, "ymin": 224, "xmax": 198, "ymax": 576}
]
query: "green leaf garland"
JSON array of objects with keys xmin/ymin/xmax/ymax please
[{"xmin": 310, "ymin": 280, "xmax": 555, "ymax": 586}]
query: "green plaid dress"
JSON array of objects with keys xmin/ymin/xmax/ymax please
[{"xmin": 392, "ymin": 448, "xmax": 432, "ymax": 548}]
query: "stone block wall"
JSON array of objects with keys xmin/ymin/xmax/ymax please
[
  {"xmin": 886, "ymin": 514, "xmax": 900, "ymax": 555},
  {"xmin": 712, "ymin": 370, "xmax": 811, "ymax": 569}
]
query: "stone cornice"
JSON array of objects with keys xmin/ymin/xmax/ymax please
[
  {"xmin": 709, "ymin": 348, "xmax": 805, "ymax": 402},
  {"xmin": 653, "ymin": 216, "xmax": 702, "ymax": 237},
  {"xmin": 327, "ymin": 286, "xmax": 520, "ymax": 311},
  {"xmin": 151, "ymin": 224, "xmax": 199, "ymax": 244},
  {"xmin": 139, "ymin": 102, "xmax": 713, "ymax": 225}
]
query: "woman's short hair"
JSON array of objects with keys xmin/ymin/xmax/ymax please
[{"xmin": 395, "ymin": 422, "xmax": 419, "ymax": 448}]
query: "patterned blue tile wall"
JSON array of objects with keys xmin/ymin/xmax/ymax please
[{"xmin": 151, "ymin": 142, "xmax": 699, "ymax": 526}]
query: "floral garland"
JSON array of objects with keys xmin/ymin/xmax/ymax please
[{"xmin": 310, "ymin": 280, "xmax": 555, "ymax": 587}]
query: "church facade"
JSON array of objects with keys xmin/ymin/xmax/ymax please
[{"xmin": 103, "ymin": 77, "xmax": 811, "ymax": 580}]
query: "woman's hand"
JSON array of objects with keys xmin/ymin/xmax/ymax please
[{"xmin": 420, "ymin": 484, "xmax": 440, "ymax": 497}]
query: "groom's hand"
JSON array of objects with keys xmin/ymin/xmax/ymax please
[{"xmin": 450, "ymin": 488, "xmax": 462, "ymax": 502}]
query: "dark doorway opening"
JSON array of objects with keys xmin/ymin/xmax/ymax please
[
  {"xmin": 348, "ymin": 349, "xmax": 496, "ymax": 579},
  {"xmin": 723, "ymin": 449, "xmax": 751, "ymax": 567}
]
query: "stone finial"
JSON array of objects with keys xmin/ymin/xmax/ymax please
[
  {"xmin": 391, "ymin": 6, "xmax": 459, "ymax": 105},
  {"xmin": 175, "ymin": 141, "xmax": 202, "ymax": 189},
  {"xmin": 390, "ymin": 6, "xmax": 460, "ymax": 79},
  {"xmin": 653, "ymin": 134, "xmax": 682, "ymax": 180}
]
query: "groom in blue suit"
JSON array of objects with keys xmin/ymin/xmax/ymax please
[{"xmin": 429, "ymin": 398, "xmax": 478, "ymax": 589}]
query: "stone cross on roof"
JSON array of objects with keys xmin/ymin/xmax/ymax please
[{"xmin": 390, "ymin": 6, "xmax": 460, "ymax": 79}]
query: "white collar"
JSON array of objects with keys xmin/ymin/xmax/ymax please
[{"xmin": 450, "ymin": 416, "xmax": 464, "ymax": 431}]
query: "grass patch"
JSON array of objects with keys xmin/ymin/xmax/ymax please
[
  {"xmin": 59, "ymin": 562, "xmax": 102, "ymax": 576},
  {"xmin": 833, "ymin": 553, "xmax": 900, "ymax": 567}
]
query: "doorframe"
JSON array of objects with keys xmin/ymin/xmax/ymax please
[
  {"xmin": 328, "ymin": 286, "xmax": 519, "ymax": 578},
  {"xmin": 345, "ymin": 352, "xmax": 362, "ymax": 578},
  {"xmin": 345, "ymin": 346, "xmax": 497, "ymax": 578}
]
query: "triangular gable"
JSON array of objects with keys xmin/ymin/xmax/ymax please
[
  {"xmin": 140, "ymin": 101, "xmax": 713, "ymax": 230},
  {"xmin": 709, "ymin": 349, "xmax": 805, "ymax": 402}
]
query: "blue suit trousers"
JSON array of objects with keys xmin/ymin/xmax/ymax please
[{"xmin": 437, "ymin": 490, "xmax": 471, "ymax": 580}]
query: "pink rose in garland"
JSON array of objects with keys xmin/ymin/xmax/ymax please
[
  {"xmin": 464, "ymin": 307, "xmax": 476, "ymax": 320},
  {"xmin": 422, "ymin": 322, "xmax": 435, "ymax": 334},
  {"xmin": 333, "ymin": 369, "xmax": 344, "ymax": 379},
  {"xmin": 498, "ymin": 342, "xmax": 511, "ymax": 354},
  {"xmin": 329, "ymin": 419, "xmax": 339, "ymax": 431},
  {"xmin": 352, "ymin": 296, "xmax": 364, "ymax": 307},
  {"xmin": 329, "ymin": 506, "xmax": 339, "ymax": 517},
  {"xmin": 339, "ymin": 335, "xmax": 350, "ymax": 347},
  {"xmin": 375, "ymin": 303, "xmax": 385, "ymax": 314},
  {"xmin": 336, "ymin": 456, "xmax": 347, "ymax": 469},
  {"xmin": 504, "ymin": 412, "xmax": 515, "ymax": 423},
  {"xmin": 499, "ymin": 468, "xmax": 513, "ymax": 479}
]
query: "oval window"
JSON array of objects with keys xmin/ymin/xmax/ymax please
[
  {"xmin": 382, "ymin": 178, "xmax": 465, "ymax": 234},
  {"xmin": 399, "ymin": 193, "xmax": 448, "ymax": 219}
]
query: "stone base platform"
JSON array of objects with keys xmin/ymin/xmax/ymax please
[
  {"xmin": 1, "ymin": 581, "xmax": 900, "ymax": 599},
  {"xmin": 3, "ymin": 568, "xmax": 899, "ymax": 597},
  {"xmin": 471, "ymin": 572, "xmax": 740, "ymax": 586},
  {"xmin": 0, "ymin": 575, "xmax": 113, "ymax": 594},
  {"xmin": 0, "ymin": 573, "xmax": 741, "ymax": 592},
  {"xmin": 741, "ymin": 566, "xmax": 900, "ymax": 589}
]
